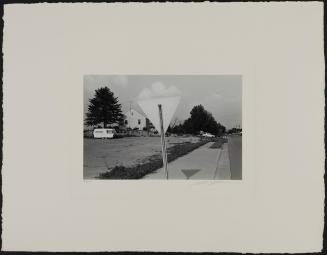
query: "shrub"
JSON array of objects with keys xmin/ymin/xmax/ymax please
[{"xmin": 113, "ymin": 134, "xmax": 125, "ymax": 139}]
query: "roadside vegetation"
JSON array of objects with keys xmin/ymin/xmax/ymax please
[
  {"xmin": 168, "ymin": 105, "xmax": 226, "ymax": 137},
  {"xmin": 97, "ymin": 139, "xmax": 212, "ymax": 179},
  {"xmin": 209, "ymin": 138, "xmax": 228, "ymax": 149}
]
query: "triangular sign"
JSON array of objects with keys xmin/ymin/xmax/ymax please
[
  {"xmin": 138, "ymin": 96, "xmax": 181, "ymax": 134},
  {"xmin": 181, "ymin": 169, "xmax": 200, "ymax": 179}
]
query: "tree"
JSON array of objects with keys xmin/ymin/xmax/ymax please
[
  {"xmin": 170, "ymin": 117, "xmax": 180, "ymax": 129},
  {"xmin": 183, "ymin": 105, "xmax": 225, "ymax": 136},
  {"xmin": 227, "ymin": 127, "xmax": 242, "ymax": 134},
  {"xmin": 169, "ymin": 121, "xmax": 185, "ymax": 134},
  {"xmin": 167, "ymin": 118, "xmax": 179, "ymax": 133},
  {"xmin": 85, "ymin": 86, "xmax": 124, "ymax": 128}
]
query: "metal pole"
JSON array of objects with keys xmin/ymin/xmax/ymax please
[{"xmin": 158, "ymin": 104, "xmax": 168, "ymax": 179}]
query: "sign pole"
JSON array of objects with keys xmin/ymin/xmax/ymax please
[{"xmin": 158, "ymin": 104, "xmax": 168, "ymax": 179}]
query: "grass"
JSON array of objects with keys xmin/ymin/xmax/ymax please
[
  {"xmin": 209, "ymin": 138, "xmax": 228, "ymax": 149},
  {"xmin": 97, "ymin": 139, "xmax": 210, "ymax": 179}
]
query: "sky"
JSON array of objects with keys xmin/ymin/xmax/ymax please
[{"xmin": 84, "ymin": 75, "xmax": 242, "ymax": 129}]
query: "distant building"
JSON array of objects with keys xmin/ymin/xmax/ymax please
[{"xmin": 124, "ymin": 109, "xmax": 147, "ymax": 130}]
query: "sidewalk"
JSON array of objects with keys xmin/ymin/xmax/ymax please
[{"xmin": 143, "ymin": 141, "xmax": 231, "ymax": 180}]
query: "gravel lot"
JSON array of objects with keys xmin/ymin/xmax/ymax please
[{"xmin": 84, "ymin": 136, "xmax": 200, "ymax": 179}]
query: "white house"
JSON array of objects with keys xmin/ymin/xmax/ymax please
[{"xmin": 124, "ymin": 109, "xmax": 147, "ymax": 130}]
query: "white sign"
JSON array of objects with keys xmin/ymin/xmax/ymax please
[{"xmin": 138, "ymin": 96, "xmax": 181, "ymax": 134}]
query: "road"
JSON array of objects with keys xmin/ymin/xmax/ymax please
[{"xmin": 228, "ymin": 135, "xmax": 242, "ymax": 180}]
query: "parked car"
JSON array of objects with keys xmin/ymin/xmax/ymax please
[
  {"xmin": 201, "ymin": 132, "xmax": 215, "ymax": 138},
  {"xmin": 93, "ymin": 128, "xmax": 116, "ymax": 139}
]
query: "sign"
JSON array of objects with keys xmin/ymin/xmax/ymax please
[
  {"xmin": 181, "ymin": 169, "xmax": 200, "ymax": 179},
  {"xmin": 138, "ymin": 96, "xmax": 181, "ymax": 134},
  {"xmin": 138, "ymin": 96, "xmax": 181, "ymax": 179}
]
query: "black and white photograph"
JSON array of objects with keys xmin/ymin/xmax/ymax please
[
  {"xmin": 84, "ymin": 75, "xmax": 242, "ymax": 180},
  {"xmin": 3, "ymin": 2, "xmax": 324, "ymax": 253}
]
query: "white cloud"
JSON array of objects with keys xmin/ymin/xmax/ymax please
[
  {"xmin": 112, "ymin": 75, "xmax": 128, "ymax": 88},
  {"xmin": 138, "ymin": 81, "xmax": 181, "ymax": 100}
]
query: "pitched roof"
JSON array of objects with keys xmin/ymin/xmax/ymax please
[{"xmin": 124, "ymin": 109, "xmax": 146, "ymax": 118}]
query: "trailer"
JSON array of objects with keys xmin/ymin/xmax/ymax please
[{"xmin": 93, "ymin": 128, "xmax": 116, "ymax": 139}]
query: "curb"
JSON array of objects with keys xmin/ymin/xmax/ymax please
[{"xmin": 214, "ymin": 142, "xmax": 231, "ymax": 180}]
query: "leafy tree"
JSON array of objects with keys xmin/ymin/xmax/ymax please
[
  {"xmin": 169, "ymin": 122, "xmax": 185, "ymax": 134},
  {"xmin": 218, "ymin": 124, "xmax": 226, "ymax": 135},
  {"xmin": 183, "ymin": 105, "xmax": 225, "ymax": 136},
  {"xmin": 227, "ymin": 127, "xmax": 242, "ymax": 134},
  {"xmin": 85, "ymin": 86, "xmax": 124, "ymax": 128}
]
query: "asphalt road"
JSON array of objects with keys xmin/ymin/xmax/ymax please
[{"xmin": 228, "ymin": 135, "xmax": 242, "ymax": 180}]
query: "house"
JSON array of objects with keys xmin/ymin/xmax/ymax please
[{"xmin": 124, "ymin": 109, "xmax": 147, "ymax": 130}]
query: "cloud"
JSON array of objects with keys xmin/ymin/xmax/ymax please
[
  {"xmin": 112, "ymin": 75, "xmax": 128, "ymax": 88},
  {"xmin": 209, "ymin": 93, "xmax": 223, "ymax": 101},
  {"xmin": 138, "ymin": 81, "xmax": 181, "ymax": 100},
  {"xmin": 202, "ymin": 93, "xmax": 239, "ymax": 106}
]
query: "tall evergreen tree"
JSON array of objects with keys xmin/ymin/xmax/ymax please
[{"xmin": 85, "ymin": 86, "xmax": 124, "ymax": 128}]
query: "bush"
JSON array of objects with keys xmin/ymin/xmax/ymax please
[
  {"xmin": 83, "ymin": 130, "xmax": 93, "ymax": 138},
  {"xmin": 113, "ymin": 134, "xmax": 125, "ymax": 139}
]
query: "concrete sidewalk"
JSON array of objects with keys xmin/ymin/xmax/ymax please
[{"xmin": 143, "ymin": 141, "xmax": 231, "ymax": 180}]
